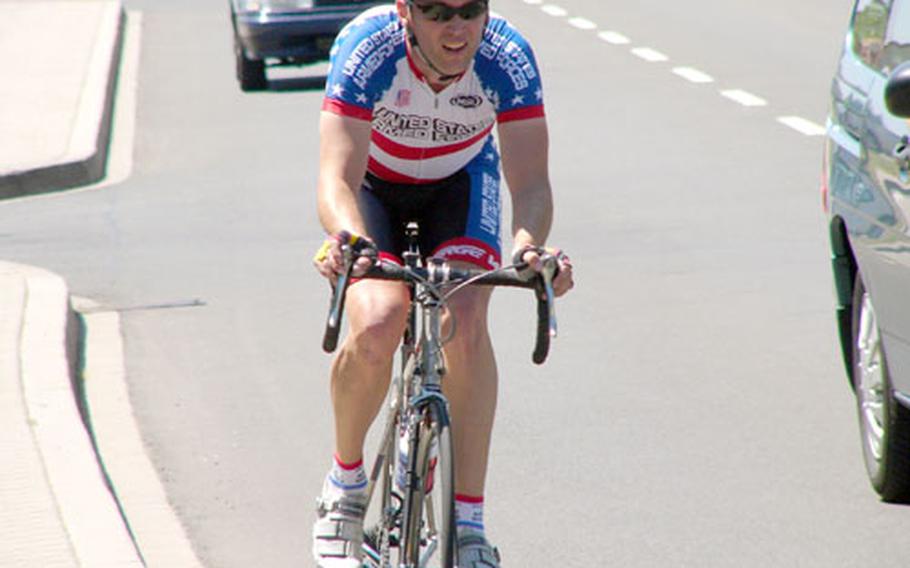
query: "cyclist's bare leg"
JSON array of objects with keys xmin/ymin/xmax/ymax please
[
  {"xmin": 440, "ymin": 282, "xmax": 497, "ymax": 497},
  {"xmin": 331, "ymin": 279, "xmax": 410, "ymax": 464}
]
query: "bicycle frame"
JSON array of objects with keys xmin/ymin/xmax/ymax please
[
  {"xmin": 363, "ymin": 239, "xmax": 456, "ymax": 568},
  {"xmin": 321, "ymin": 224, "xmax": 559, "ymax": 568}
]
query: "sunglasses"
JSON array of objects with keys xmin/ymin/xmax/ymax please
[{"xmin": 407, "ymin": 0, "xmax": 488, "ymax": 23}]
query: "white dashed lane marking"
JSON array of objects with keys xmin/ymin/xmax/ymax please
[
  {"xmin": 568, "ymin": 17, "xmax": 597, "ymax": 30},
  {"xmin": 672, "ymin": 66, "xmax": 715, "ymax": 84},
  {"xmin": 598, "ymin": 31, "xmax": 631, "ymax": 45},
  {"xmin": 631, "ymin": 47, "xmax": 669, "ymax": 63},
  {"xmin": 517, "ymin": 2, "xmax": 824, "ymax": 138},
  {"xmin": 720, "ymin": 89, "xmax": 768, "ymax": 107},
  {"xmin": 777, "ymin": 116, "xmax": 827, "ymax": 136},
  {"xmin": 541, "ymin": 4, "xmax": 568, "ymax": 16}
]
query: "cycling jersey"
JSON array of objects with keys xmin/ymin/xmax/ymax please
[
  {"xmin": 322, "ymin": 5, "xmax": 545, "ymax": 269},
  {"xmin": 322, "ymin": 5, "xmax": 545, "ymax": 184}
]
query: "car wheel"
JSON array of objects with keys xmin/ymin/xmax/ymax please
[
  {"xmin": 234, "ymin": 39, "xmax": 266, "ymax": 92},
  {"xmin": 852, "ymin": 273, "xmax": 910, "ymax": 502}
]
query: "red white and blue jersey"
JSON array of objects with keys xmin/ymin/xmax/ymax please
[{"xmin": 322, "ymin": 5, "xmax": 545, "ymax": 184}]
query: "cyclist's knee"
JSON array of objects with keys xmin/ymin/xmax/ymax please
[
  {"xmin": 345, "ymin": 284, "xmax": 409, "ymax": 364},
  {"xmin": 443, "ymin": 289, "xmax": 492, "ymax": 353},
  {"xmin": 348, "ymin": 320, "xmax": 404, "ymax": 364}
]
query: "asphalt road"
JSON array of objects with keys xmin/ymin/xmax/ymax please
[{"xmin": 4, "ymin": 0, "xmax": 910, "ymax": 566}]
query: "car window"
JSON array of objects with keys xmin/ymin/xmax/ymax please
[
  {"xmin": 853, "ymin": 0, "xmax": 893, "ymax": 70},
  {"xmin": 881, "ymin": 0, "xmax": 910, "ymax": 73}
]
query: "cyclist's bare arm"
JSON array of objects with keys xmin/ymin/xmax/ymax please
[
  {"xmin": 499, "ymin": 117, "xmax": 553, "ymax": 251},
  {"xmin": 498, "ymin": 117, "xmax": 574, "ymax": 296},
  {"xmin": 315, "ymin": 111, "xmax": 373, "ymax": 278}
]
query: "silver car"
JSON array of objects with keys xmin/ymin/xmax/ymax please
[
  {"xmin": 230, "ymin": 0, "xmax": 389, "ymax": 91},
  {"xmin": 824, "ymin": 0, "xmax": 910, "ymax": 502}
]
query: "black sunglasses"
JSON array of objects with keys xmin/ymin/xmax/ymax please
[{"xmin": 407, "ymin": 0, "xmax": 488, "ymax": 23}]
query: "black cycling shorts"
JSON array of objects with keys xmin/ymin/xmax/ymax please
[{"xmin": 358, "ymin": 153, "xmax": 502, "ymax": 270}]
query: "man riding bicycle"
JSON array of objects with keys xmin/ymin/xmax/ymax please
[{"xmin": 312, "ymin": 1, "xmax": 574, "ymax": 566}]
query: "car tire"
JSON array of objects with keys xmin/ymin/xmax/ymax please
[
  {"xmin": 851, "ymin": 273, "xmax": 910, "ymax": 502},
  {"xmin": 234, "ymin": 39, "xmax": 267, "ymax": 92}
]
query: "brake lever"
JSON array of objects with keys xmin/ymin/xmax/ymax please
[
  {"xmin": 327, "ymin": 271, "xmax": 350, "ymax": 330},
  {"xmin": 539, "ymin": 255, "xmax": 558, "ymax": 339},
  {"xmin": 323, "ymin": 244, "xmax": 355, "ymax": 353}
]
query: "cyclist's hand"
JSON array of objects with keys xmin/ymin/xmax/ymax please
[
  {"xmin": 313, "ymin": 231, "xmax": 378, "ymax": 281},
  {"xmin": 513, "ymin": 245, "xmax": 574, "ymax": 297}
]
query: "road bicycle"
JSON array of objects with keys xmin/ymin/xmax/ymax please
[{"xmin": 322, "ymin": 222, "xmax": 559, "ymax": 568}]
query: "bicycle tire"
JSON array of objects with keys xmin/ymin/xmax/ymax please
[{"xmin": 401, "ymin": 399, "xmax": 456, "ymax": 568}]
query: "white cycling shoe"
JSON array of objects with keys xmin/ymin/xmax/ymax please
[
  {"xmin": 457, "ymin": 531, "xmax": 501, "ymax": 568},
  {"xmin": 312, "ymin": 479, "xmax": 367, "ymax": 568}
]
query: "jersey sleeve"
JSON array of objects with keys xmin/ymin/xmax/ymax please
[
  {"xmin": 476, "ymin": 17, "xmax": 546, "ymax": 124},
  {"xmin": 322, "ymin": 7, "xmax": 404, "ymax": 122}
]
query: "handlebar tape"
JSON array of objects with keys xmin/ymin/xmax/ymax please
[
  {"xmin": 532, "ymin": 282, "xmax": 550, "ymax": 365},
  {"xmin": 322, "ymin": 269, "xmax": 351, "ymax": 353}
]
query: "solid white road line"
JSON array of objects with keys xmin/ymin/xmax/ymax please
[
  {"xmin": 720, "ymin": 89, "xmax": 768, "ymax": 107},
  {"xmin": 777, "ymin": 116, "xmax": 827, "ymax": 136},
  {"xmin": 672, "ymin": 66, "xmax": 714, "ymax": 84},
  {"xmin": 631, "ymin": 47, "xmax": 669, "ymax": 63}
]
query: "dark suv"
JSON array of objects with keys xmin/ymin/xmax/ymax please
[
  {"xmin": 824, "ymin": 0, "xmax": 910, "ymax": 502},
  {"xmin": 230, "ymin": 0, "xmax": 389, "ymax": 91}
]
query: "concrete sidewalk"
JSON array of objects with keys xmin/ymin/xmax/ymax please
[
  {"xmin": 0, "ymin": 1, "xmax": 144, "ymax": 566},
  {"xmin": 0, "ymin": 263, "xmax": 142, "ymax": 567},
  {"xmin": 0, "ymin": 0, "xmax": 124, "ymax": 199}
]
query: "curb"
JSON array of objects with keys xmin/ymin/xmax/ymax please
[
  {"xmin": 77, "ymin": 299, "xmax": 205, "ymax": 568},
  {"xmin": 0, "ymin": 1, "xmax": 125, "ymax": 200},
  {"xmin": 0, "ymin": 262, "xmax": 142, "ymax": 567}
]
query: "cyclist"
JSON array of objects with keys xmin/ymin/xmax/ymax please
[{"xmin": 311, "ymin": 1, "xmax": 574, "ymax": 566}]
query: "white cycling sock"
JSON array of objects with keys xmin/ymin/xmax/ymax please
[
  {"xmin": 327, "ymin": 454, "xmax": 368, "ymax": 497},
  {"xmin": 455, "ymin": 494, "xmax": 485, "ymax": 535}
]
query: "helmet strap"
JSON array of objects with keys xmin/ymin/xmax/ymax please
[{"xmin": 406, "ymin": 27, "xmax": 461, "ymax": 84}]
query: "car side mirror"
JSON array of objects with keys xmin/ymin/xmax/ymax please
[{"xmin": 885, "ymin": 61, "xmax": 910, "ymax": 118}]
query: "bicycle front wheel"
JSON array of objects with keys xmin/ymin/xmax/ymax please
[{"xmin": 401, "ymin": 399, "xmax": 455, "ymax": 568}]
